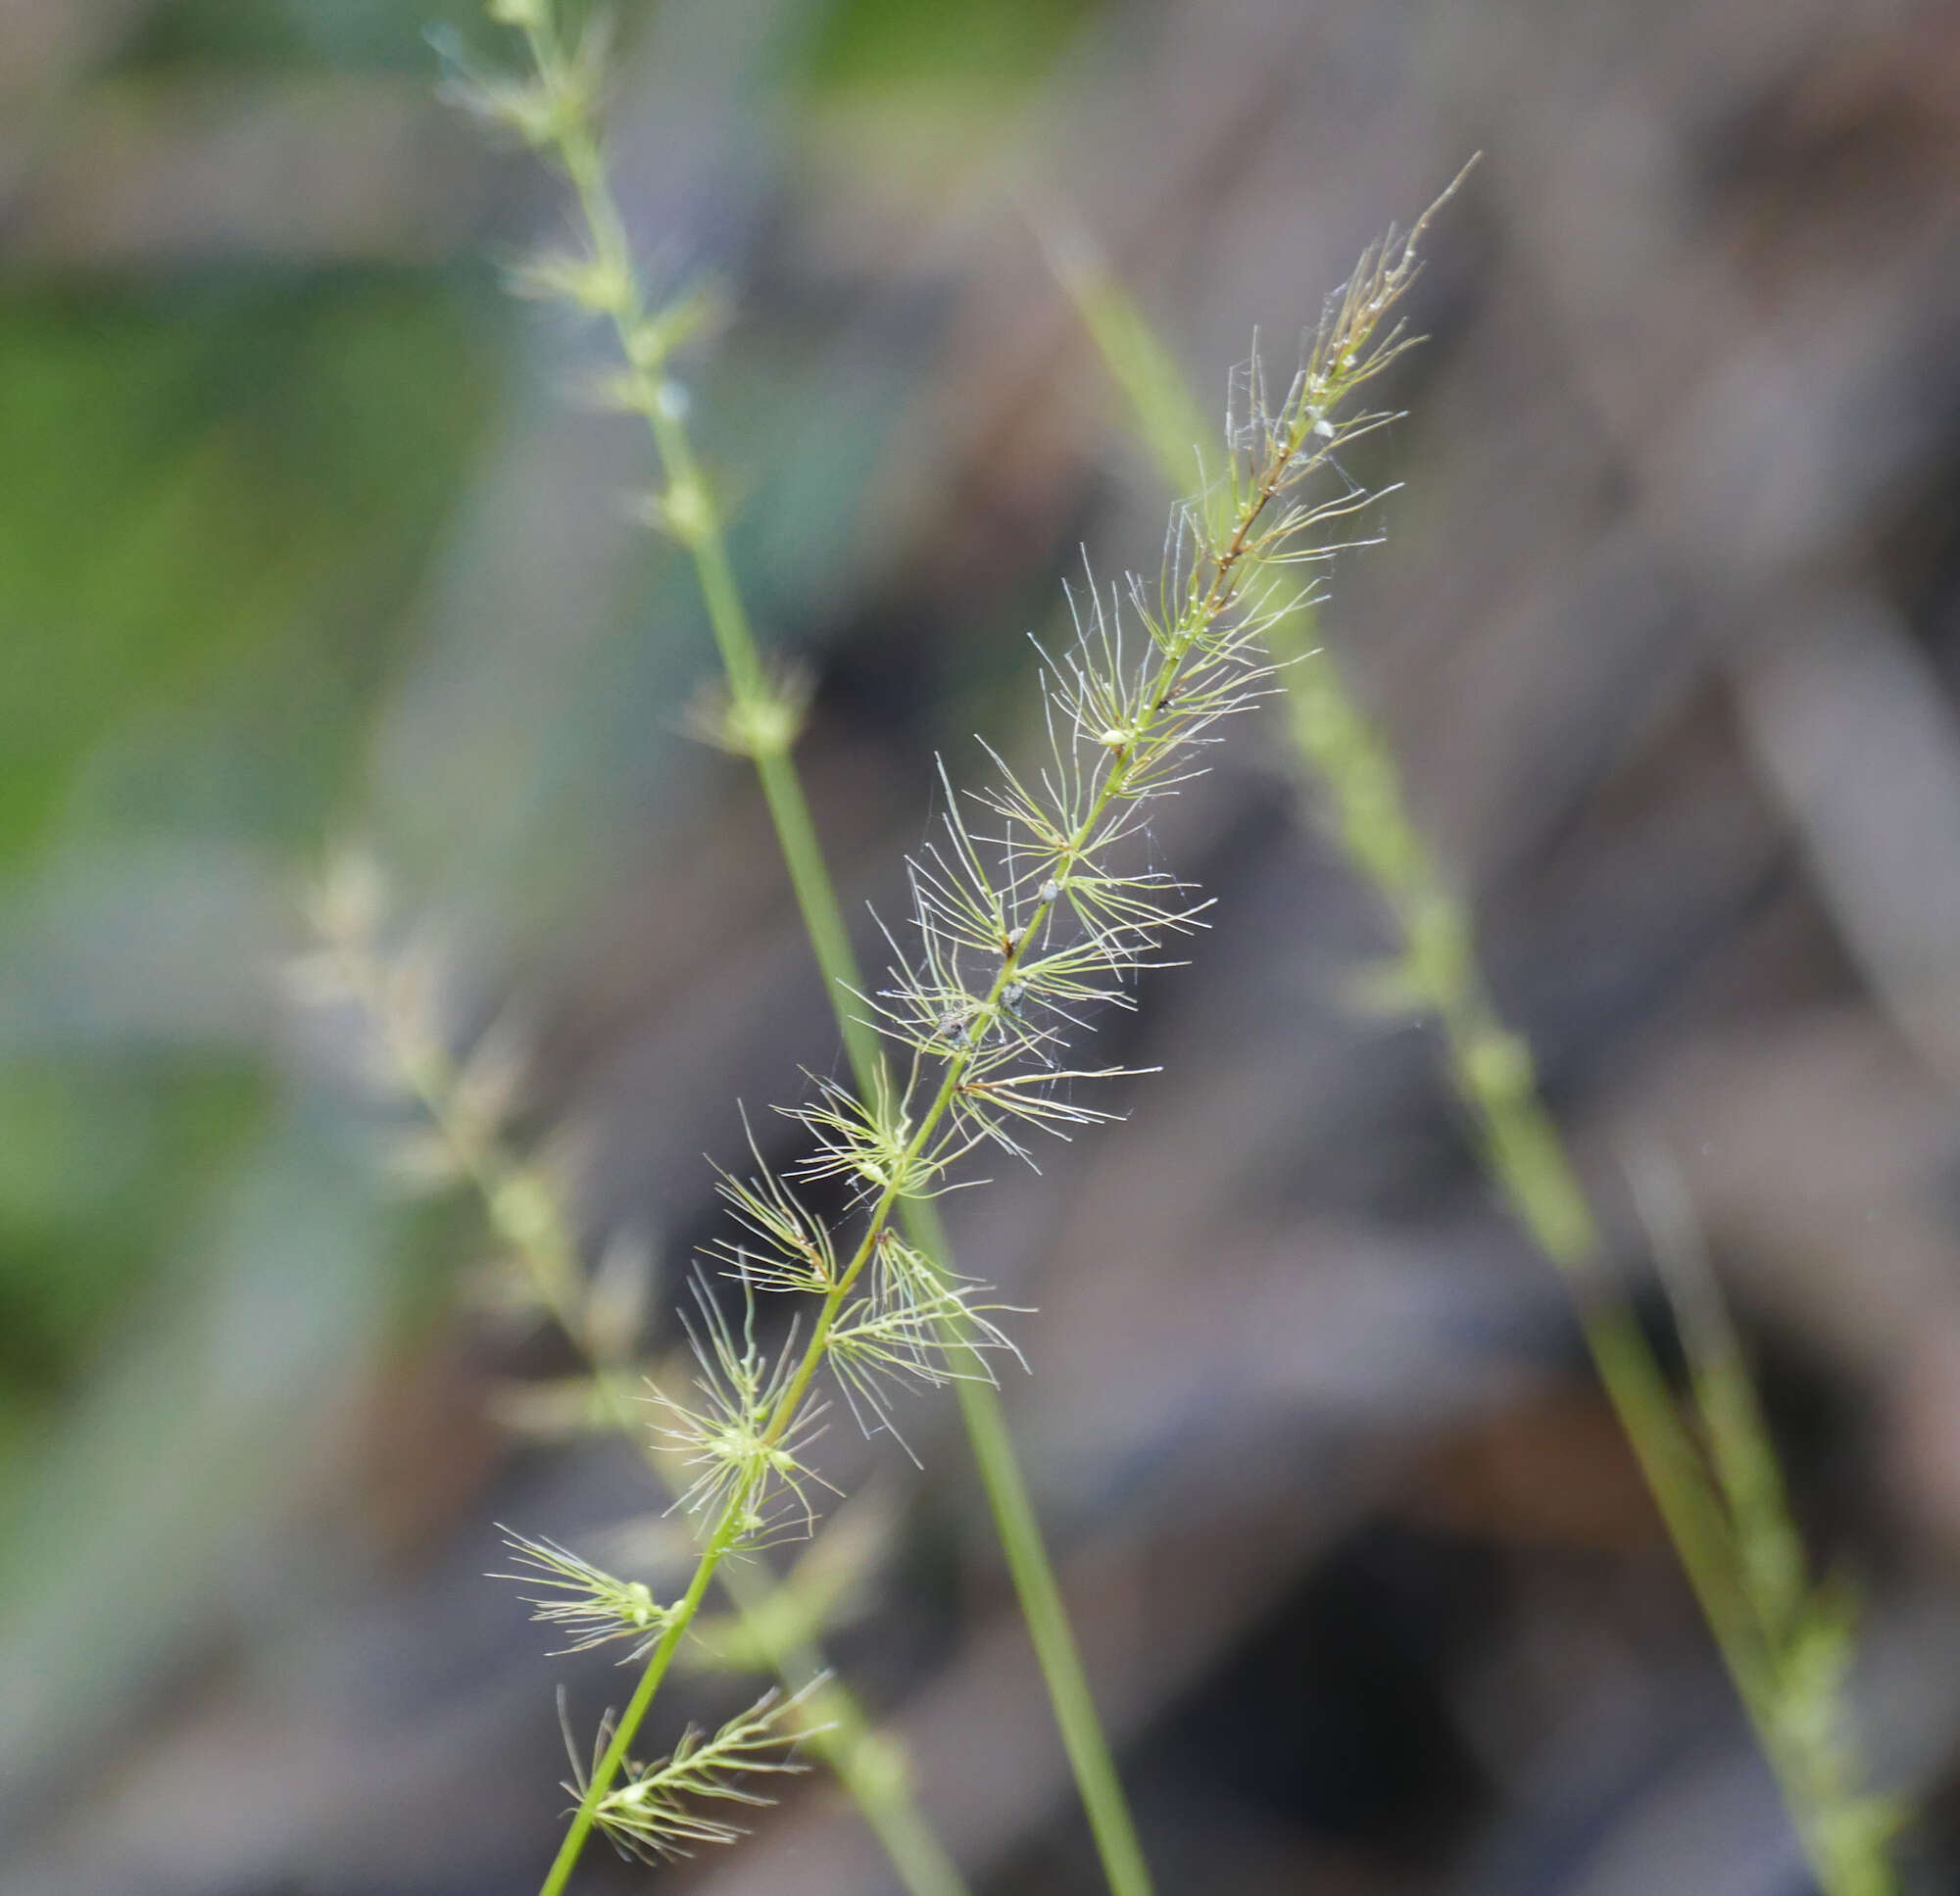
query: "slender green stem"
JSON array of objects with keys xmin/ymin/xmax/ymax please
[
  {"xmin": 504, "ymin": 13, "xmax": 1155, "ymax": 1891},
  {"xmin": 750, "ymin": 746, "xmax": 886, "ymax": 1083},
  {"xmin": 946, "ymin": 1351, "xmax": 1156, "ymax": 1896},
  {"xmin": 1275, "ymin": 578, "xmax": 1893, "ymax": 1896}
]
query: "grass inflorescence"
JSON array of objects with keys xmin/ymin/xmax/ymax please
[
  {"xmin": 488, "ymin": 173, "xmax": 1452, "ymax": 1890},
  {"xmin": 436, "ymin": 4, "xmax": 1474, "ymax": 1887}
]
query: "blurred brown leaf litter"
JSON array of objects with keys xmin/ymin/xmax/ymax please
[{"xmin": 3, "ymin": 0, "xmax": 1960, "ymax": 1891}]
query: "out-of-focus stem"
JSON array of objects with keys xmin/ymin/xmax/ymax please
[{"xmin": 1055, "ymin": 237, "xmax": 1895, "ymax": 1896}]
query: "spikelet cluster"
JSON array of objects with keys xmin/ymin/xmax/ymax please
[
  {"xmin": 497, "ymin": 1531, "xmax": 680, "ymax": 1658},
  {"xmin": 562, "ymin": 1684, "xmax": 819, "ymax": 1862},
  {"xmin": 437, "ymin": 6, "xmax": 1446, "ymax": 1511},
  {"xmin": 631, "ymin": 203, "xmax": 1448, "ymax": 1558},
  {"xmin": 439, "ymin": 12, "xmax": 1455, "ymax": 1869},
  {"xmin": 438, "ymin": 0, "xmax": 1447, "ymax": 1545}
]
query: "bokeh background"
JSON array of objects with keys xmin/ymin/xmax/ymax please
[{"xmin": 7, "ymin": 0, "xmax": 1960, "ymax": 1890}]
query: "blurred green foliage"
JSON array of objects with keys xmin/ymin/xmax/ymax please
[
  {"xmin": 121, "ymin": 0, "xmax": 491, "ymax": 73},
  {"xmin": 0, "ymin": 279, "xmax": 497, "ymax": 864},
  {"xmin": 0, "ymin": 1058, "xmax": 265, "ymax": 1421},
  {"xmin": 0, "ymin": 0, "xmax": 506, "ymax": 1452},
  {"xmin": 809, "ymin": 0, "xmax": 1097, "ymax": 90}
]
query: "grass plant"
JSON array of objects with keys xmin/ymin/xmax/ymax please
[
  {"xmin": 1058, "ymin": 228, "xmax": 1904, "ymax": 1896},
  {"xmin": 436, "ymin": 10, "xmax": 1458, "ymax": 1877}
]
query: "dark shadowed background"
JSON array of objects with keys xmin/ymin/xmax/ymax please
[{"xmin": 6, "ymin": 0, "xmax": 1960, "ymax": 1891}]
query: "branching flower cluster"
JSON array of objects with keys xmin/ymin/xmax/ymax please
[
  {"xmin": 498, "ymin": 1531, "xmax": 681, "ymax": 1659},
  {"xmin": 502, "ymin": 198, "xmax": 1443, "ymax": 1884},
  {"xmin": 562, "ymin": 1684, "xmax": 819, "ymax": 1862},
  {"xmin": 436, "ymin": 6, "xmax": 1454, "ymax": 1881},
  {"xmin": 640, "ymin": 210, "xmax": 1444, "ymax": 1565}
]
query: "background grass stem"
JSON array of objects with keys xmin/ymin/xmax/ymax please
[{"xmin": 1058, "ymin": 234, "xmax": 1901, "ymax": 1896}]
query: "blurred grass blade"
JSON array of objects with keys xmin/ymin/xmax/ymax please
[{"xmin": 1059, "ymin": 212, "xmax": 1904, "ymax": 1896}]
